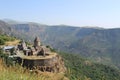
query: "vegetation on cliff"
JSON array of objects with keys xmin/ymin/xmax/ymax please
[
  {"xmin": 0, "ymin": 34, "xmax": 16, "ymax": 45},
  {"xmin": 60, "ymin": 52, "xmax": 120, "ymax": 80}
]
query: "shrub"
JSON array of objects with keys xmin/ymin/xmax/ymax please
[{"xmin": 0, "ymin": 39, "xmax": 5, "ymax": 45}]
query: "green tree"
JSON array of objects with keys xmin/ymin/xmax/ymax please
[{"xmin": 0, "ymin": 39, "xmax": 5, "ymax": 45}]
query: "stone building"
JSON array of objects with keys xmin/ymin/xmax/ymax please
[{"xmin": 15, "ymin": 36, "xmax": 66, "ymax": 73}]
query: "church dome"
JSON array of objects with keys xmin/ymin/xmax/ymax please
[
  {"xmin": 34, "ymin": 36, "xmax": 40, "ymax": 42},
  {"xmin": 34, "ymin": 36, "xmax": 41, "ymax": 47}
]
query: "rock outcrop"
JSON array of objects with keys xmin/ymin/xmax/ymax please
[{"xmin": 21, "ymin": 54, "xmax": 66, "ymax": 73}]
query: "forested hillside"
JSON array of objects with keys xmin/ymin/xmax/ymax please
[{"xmin": 59, "ymin": 52, "xmax": 120, "ymax": 80}]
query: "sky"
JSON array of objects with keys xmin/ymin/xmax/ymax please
[{"xmin": 0, "ymin": 0, "xmax": 120, "ymax": 28}]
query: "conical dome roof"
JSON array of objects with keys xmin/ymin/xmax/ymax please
[
  {"xmin": 34, "ymin": 36, "xmax": 40, "ymax": 42},
  {"xmin": 34, "ymin": 36, "xmax": 41, "ymax": 47}
]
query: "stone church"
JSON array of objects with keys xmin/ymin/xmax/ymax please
[{"xmin": 16, "ymin": 36, "xmax": 66, "ymax": 73}]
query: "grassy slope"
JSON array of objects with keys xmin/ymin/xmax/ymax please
[
  {"xmin": 0, "ymin": 34, "xmax": 17, "ymax": 45},
  {"xmin": 5, "ymin": 40, "xmax": 20, "ymax": 46},
  {"xmin": 0, "ymin": 59, "xmax": 68, "ymax": 80}
]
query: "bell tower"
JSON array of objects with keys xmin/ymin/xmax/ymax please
[{"xmin": 34, "ymin": 36, "xmax": 41, "ymax": 47}]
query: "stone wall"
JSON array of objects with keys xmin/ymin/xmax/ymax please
[{"xmin": 17, "ymin": 54, "xmax": 66, "ymax": 73}]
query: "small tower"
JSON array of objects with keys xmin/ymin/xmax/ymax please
[
  {"xmin": 34, "ymin": 36, "xmax": 41, "ymax": 47},
  {"xmin": 21, "ymin": 40, "xmax": 27, "ymax": 50}
]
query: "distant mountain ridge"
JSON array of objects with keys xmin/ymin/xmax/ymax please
[
  {"xmin": 0, "ymin": 20, "xmax": 11, "ymax": 34},
  {"xmin": 1, "ymin": 19, "xmax": 120, "ymax": 69}
]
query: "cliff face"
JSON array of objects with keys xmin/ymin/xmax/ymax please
[{"xmin": 0, "ymin": 20, "xmax": 11, "ymax": 34}]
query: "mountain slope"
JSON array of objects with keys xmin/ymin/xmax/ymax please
[
  {"xmin": 60, "ymin": 52, "xmax": 120, "ymax": 80},
  {"xmin": 0, "ymin": 20, "xmax": 11, "ymax": 34},
  {"xmin": 1, "ymin": 20, "xmax": 120, "ymax": 69}
]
